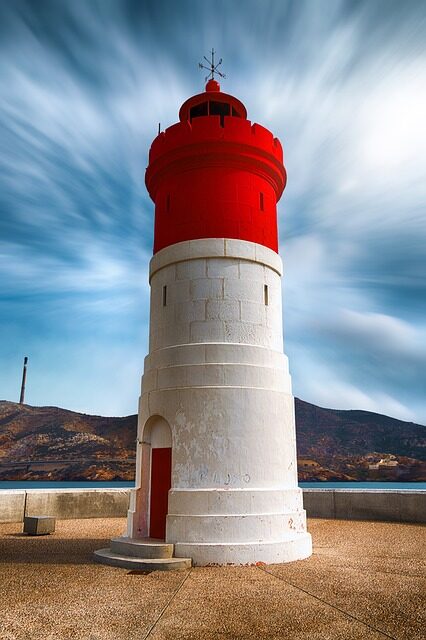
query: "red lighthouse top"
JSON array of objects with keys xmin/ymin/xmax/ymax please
[{"xmin": 145, "ymin": 81, "xmax": 287, "ymax": 254}]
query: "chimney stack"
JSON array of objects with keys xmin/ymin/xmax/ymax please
[{"xmin": 19, "ymin": 356, "xmax": 28, "ymax": 404}]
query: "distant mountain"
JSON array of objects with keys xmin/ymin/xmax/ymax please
[
  {"xmin": 0, "ymin": 401, "xmax": 136, "ymax": 481},
  {"xmin": 295, "ymin": 399, "xmax": 425, "ymax": 481},
  {"xmin": 295, "ymin": 399, "xmax": 425, "ymax": 459},
  {"xmin": 0, "ymin": 399, "xmax": 424, "ymax": 481}
]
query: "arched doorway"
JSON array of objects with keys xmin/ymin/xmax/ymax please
[{"xmin": 140, "ymin": 416, "xmax": 172, "ymax": 540}]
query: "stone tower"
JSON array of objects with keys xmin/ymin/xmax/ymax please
[{"xmin": 95, "ymin": 78, "xmax": 312, "ymax": 568}]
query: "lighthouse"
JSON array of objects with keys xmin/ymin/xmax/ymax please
[{"xmin": 95, "ymin": 67, "xmax": 312, "ymax": 568}]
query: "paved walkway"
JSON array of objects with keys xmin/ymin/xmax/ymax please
[{"xmin": 0, "ymin": 518, "xmax": 424, "ymax": 639}]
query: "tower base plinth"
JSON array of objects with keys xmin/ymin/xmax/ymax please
[
  {"xmin": 174, "ymin": 535, "xmax": 312, "ymax": 566},
  {"xmin": 164, "ymin": 487, "xmax": 311, "ymax": 566}
]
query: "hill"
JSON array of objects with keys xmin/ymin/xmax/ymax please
[
  {"xmin": 295, "ymin": 400, "xmax": 425, "ymax": 481},
  {"xmin": 0, "ymin": 402, "xmax": 136, "ymax": 481},
  {"xmin": 0, "ymin": 399, "xmax": 424, "ymax": 481}
]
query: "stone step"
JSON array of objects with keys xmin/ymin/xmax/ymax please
[
  {"xmin": 110, "ymin": 536, "xmax": 174, "ymax": 559},
  {"xmin": 94, "ymin": 548, "xmax": 191, "ymax": 571}
]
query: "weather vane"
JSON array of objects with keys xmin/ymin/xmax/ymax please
[{"xmin": 198, "ymin": 48, "xmax": 226, "ymax": 83}]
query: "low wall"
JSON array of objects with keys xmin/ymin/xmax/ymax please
[
  {"xmin": 0, "ymin": 488, "xmax": 424, "ymax": 524},
  {"xmin": 0, "ymin": 489, "xmax": 130, "ymax": 523},
  {"xmin": 0, "ymin": 491, "xmax": 26, "ymax": 523},
  {"xmin": 302, "ymin": 489, "xmax": 426, "ymax": 523},
  {"xmin": 25, "ymin": 488, "xmax": 131, "ymax": 520}
]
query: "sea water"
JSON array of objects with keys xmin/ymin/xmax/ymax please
[{"xmin": 0, "ymin": 481, "xmax": 425, "ymax": 490}]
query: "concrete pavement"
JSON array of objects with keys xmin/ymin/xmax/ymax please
[{"xmin": 0, "ymin": 517, "xmax": 424, "ymax": 639}]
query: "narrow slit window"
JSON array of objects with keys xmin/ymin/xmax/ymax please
[
  {"xmin": 162, "ymin": 285, "xmax": 167, "ymax": 307},
  {"xmin": 260, "ymin": 192, "xmax": 264, "ymax": 211},
  {"xmin": 264, "ymin": 284, "xmax": 269, "ymax": 306},
  {"xmin": 166, "ymin": 194, "xmax": 170, "ymax": 212}
]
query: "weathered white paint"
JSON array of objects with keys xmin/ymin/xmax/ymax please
[
  {"xmin": 127, "ymin": 238, "xmax": 312, "ymax": 564},
  {"xmin": 145, "ymin": 415, "xmax": 172, "ymax": 448}
]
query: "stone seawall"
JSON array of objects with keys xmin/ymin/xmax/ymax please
[{"xmin": 0, "ymin": 488, "xmax": 424, "ymax": 523}]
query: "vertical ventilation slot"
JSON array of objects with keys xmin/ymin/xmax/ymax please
[
  {"xmin": 162, "ymin": 285, "xmax": 167, "ymax": 307},
  {"xmin": 260, "ymin": 192, "xmax": 264, "ymax": 211},
  {"xmin": 264, "ymin": 284, "xmax": 269, "ymax": 306}
]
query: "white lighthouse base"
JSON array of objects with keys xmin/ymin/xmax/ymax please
[
  {"xmin": 166, "ymin": 488, "xmax": 312, "ymax": 566},
  {"xmin": 174, "ymin": 536, "xmax": 312, "ymax": 566}
]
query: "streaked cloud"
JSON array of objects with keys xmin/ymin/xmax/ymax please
[{"xmin": 0, "ymin": 0, "xmax": 425, "ymax": 422}]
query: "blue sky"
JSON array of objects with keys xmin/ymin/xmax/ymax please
[{"xmin": 1, "ymin": 0, "xmax": 425, "ymax": 422}]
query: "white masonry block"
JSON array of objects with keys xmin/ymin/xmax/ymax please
[
  {"xmin": 176, "ymin": 258, "xmax": 206, "ymax": 280},
  {"xmin": 207, "ymin": 257, "xmax": 240, "ymax": 279},
  {"xmin": 206, "ymin": 299, "xmax": 240, "ymax": 321},
  {"xmin": 191, "ymin": 278, "xmax": 224, "ymax": 300}
]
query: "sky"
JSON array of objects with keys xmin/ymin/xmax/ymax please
[{"xmin": 0, "ymin": 0, "xmax": 425, "ymax": 423}]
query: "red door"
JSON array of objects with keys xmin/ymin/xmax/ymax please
[{"xmin": 149, "ymin": 447, "xmax": 172, "ymax": 539}]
